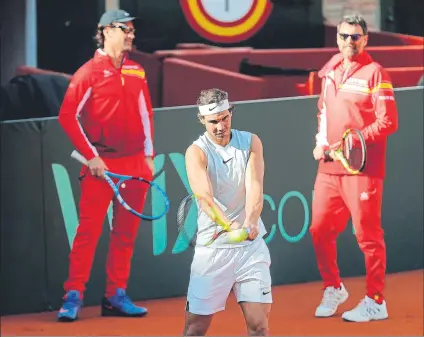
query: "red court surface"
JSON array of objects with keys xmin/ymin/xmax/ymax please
[{"xmin": 1, "ymin": 269, "xmax": 422, "ymax": 336}]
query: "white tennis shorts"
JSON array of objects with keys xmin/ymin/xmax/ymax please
[{"xmin": 186, "ymin": 238, "xmax": 272, "ymax": 315}]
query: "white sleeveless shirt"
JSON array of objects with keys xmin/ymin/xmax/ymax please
[{"xmin": 192, "ymin": 129, "xmax": 267, "ymax": 248}]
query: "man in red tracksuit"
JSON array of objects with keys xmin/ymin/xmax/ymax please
[
  {"xmin": 57, "ymin": 9, "xmax": 155, "ymax": 322},
  {"xmin": 310, "ymin": 14, "xmax": 398, "ymax": 322}
]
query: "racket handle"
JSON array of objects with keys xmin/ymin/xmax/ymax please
[
  {"xmin": 323, "ymin": 150, "xmax": 333, "ymax": 163},
  {"xmin": 71, "ymin": 150, "xmax": 88, "ymax": 166}
]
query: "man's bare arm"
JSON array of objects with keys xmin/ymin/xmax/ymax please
[
  {"xmin": 185, "ymin": 144, "xmax": 232, "ymax": 226},
  {"xmin": 244, "ymin": 134, "xmax": 265, "ymax": 226}
]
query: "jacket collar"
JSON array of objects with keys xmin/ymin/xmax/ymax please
[
  {"xmin": 318, "ymin": 51, "xmax": 374, "ymax": 78},
  {"xmin": 94, "ymin": 48, "xmax": 128, "ymax": 65}
]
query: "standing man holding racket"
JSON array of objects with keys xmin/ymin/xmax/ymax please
[
  {"xmin": 182, "ymin": 88, "xmax": 272, "ymax": 336},
  {"xmin": 310, "ymin": 14, "xmax": 398, "ymax": 322},
  {"xmin": 57, "ymin": 9, "xmax": 154, "ymax": 321}
]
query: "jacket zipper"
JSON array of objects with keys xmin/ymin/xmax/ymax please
[{"xmin": 120, "ymin": 72, "xmax": 126, "ymax": 153}]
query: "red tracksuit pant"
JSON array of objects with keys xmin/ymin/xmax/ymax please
[
  {"xmin": 64, "ymin": 152, "xmax": 152, "ymax": 298},
  {"xmin": 309, "ymin": 173, "xmax": 386, "ymax": 300}
]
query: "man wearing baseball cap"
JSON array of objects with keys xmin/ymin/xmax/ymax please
[{"xmin": 57, "ymin": 9, "xmax": 155, "ymax": 322}]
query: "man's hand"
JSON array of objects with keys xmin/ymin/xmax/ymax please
[
  {"xmin": 87, "ymin": 156, "xmax": 108, "ymax": 178},
  {"xmin": 313, "ymin": 145, "xmax": 326, "ymax": 160},
  {"xmin": 145, "ymin": 156, "xmax": 154, "ymax": 175},
  {"xmin": 243, "ymin": 221, "xmax": 259, "ymax": 241}
]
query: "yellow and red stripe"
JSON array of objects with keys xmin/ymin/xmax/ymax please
[{"xmin": 180, "ymin": 0, "xmax": 273, "ymax": 43}]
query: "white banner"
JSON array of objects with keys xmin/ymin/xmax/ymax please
[{"xmin": 322, "ymin": 0, "xmax": 381, "ymax": 32}]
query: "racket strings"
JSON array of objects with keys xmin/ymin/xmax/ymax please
[
  {"xmin": 175, "ymin": 195, "xmax": 231, "ymax": 247},
  {"xmin": 176, "ymin": 196, "xmax": 198, "ymax": 247},
  {"xmin": 342, "ymin": 131, "xmax": 365, "ymax": 171}
]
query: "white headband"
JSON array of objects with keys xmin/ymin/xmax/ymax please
[{"xmin": 198, "ymin": 99, "xmax": 231, "ymax": 116}]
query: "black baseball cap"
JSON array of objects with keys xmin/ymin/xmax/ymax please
[{"xmin": 98, "ymin": 9, "xmax": 136, "ymax": 27}]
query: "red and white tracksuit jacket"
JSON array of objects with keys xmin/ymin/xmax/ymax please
[
  {"xmin": 59, "ymin": 49, "xmax": 154, "ymax": 160},
  {"xmin": 309, "ymin": 51, "xmax": 399, "ymax": 301},
  {"xmin": 58, "ymin": 49, "xmax": 154, "ymax": 298}
]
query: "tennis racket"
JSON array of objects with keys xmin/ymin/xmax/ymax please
[
  {"xmin": 324, "ymin": 128, "xmax": 367, "ymax": 175},
  {"xmin": 176, "ymin": 194, "xmax": 250, "ymax": 247},
  {"xmin": 70, "ymin": 150, "xmax": 170, "ymax": 221}
]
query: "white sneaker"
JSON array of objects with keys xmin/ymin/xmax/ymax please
[
  {"xmin": 342, "ymin": 296, "xmax": 388, "ymax": 322},
  {"xmin": 315, "ymin": 283, "xmax": 349, "ymax": 317}
]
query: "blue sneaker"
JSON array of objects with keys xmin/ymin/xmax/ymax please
[
  {"xmin": 101, "ymin": 288, "xmax": 148, "ymax": 317},
  {"xmin": 57, "ymin": 290, "xmax": 82, "ymax": 322}
]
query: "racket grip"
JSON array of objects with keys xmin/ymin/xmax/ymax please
[
  {"xmin": 71, "ymin": 150, "xmax": 88, "ymax": 166},
  {"xmin": 323, "ymin": 150, "xmax": 333, "ymax": 163}
]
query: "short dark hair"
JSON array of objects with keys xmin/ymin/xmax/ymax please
[{"xmin": 338, "ymin": 14, "xmax": 368, "ymax": 35}]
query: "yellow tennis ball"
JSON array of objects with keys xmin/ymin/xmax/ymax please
[{"xmin": 227, "ymin": 228, "xmax": 249, "ymax": 243}]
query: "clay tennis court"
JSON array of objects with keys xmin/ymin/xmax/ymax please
[{"xmin": 1, "ymin": 269, "xmax": 422, "ymax": 336}]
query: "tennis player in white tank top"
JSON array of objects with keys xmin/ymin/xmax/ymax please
[{"xmin": 183, "ymin": 88, "xmax": 272, "ymax": 336}]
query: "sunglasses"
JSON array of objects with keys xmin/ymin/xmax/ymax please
[
  {"xmin": 109, "ymin": 24, "xmax": 135, "ymax": 34},
  {"xmin": 338, "ymin": 33, "xmax": 363, "ymax": 41}
]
